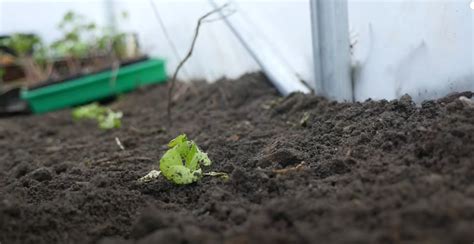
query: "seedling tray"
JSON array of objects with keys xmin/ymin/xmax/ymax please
[{"xmin": 21, "ymin": 58, "xmax": 166, "ymax": 114}]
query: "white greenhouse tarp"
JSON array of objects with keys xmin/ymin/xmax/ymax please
[{"xmin": 0, "ymin": 0, "xmax": 473, "ymax": 102}]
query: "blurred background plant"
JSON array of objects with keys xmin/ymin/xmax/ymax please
[
  {"xmin": 96, "ymin": 11, "xmax": 136, "ymax": 60},
  {"xmin": 0, "ymin": 33, "xmax": 53, "ymax": 84},
  {"xmin": 50, "ymin": 11, "xmax": 97, "ymax": 75},
  {"xmin": 0, "ymin": 10, "xmax": 138, "ymax": 87}
]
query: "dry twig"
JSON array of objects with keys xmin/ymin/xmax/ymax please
[
  {"xmin": 166, "ymin": 3, "xmax": 231, "ymax": 125},
  {"xmin": 115, "ymin": 137, "xmax": 125, "ymax": 150},
  {"xmin": 272, "ymin": 161, "xmax": 307, "ymax": 175}
]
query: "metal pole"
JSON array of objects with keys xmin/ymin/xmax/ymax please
[{"xmin": 310, "ymin": 0, "xmax": 353, "ymax": 101}]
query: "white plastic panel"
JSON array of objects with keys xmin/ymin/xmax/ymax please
[
  {"xmin": 0, "ymin": 0, "xmax": 473, "ymax": 102},
  {"xmin": 111, "ymin": 0, "xmax": 314, "ymax": 83},
  {"xmin": 349, "ymin": 0, "xmax": 474, "ymax": 102}
]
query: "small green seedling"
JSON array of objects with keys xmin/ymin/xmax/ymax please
[
  {"xmin": 0, "ymin": 34, "xmax": 42, "ymax": 57},
  {"xmin": 72, "ymin": 103, "xmax": 122, "ymax": 129},
  {"xmin": 52, "ymin": 11, "xmax": 96, "ymax": 59},
  {"xmin": 138, "ymin": 134, "xmax": 228, "ymax": 185},
  {"xmin": 72, "ymin": 102, "xmax": 105, "ymax": 120},
  {"xmin": 160, "ymin": 134, "xmax": 211, "ymax": 184},
  {"xmin": 98, "ymin": 110, "xmax": 123, "ymax": 129}
]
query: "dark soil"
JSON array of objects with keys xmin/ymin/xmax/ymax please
[{"xmin": 1, "ymin": 73, "xmax": 473, "ymax": 244}]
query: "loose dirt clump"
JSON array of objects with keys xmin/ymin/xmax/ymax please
[{"xmin": 0, "ymin": 73, "xmax": 473, "ymax": 244}]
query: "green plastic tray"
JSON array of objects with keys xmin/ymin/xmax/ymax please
[{"xmin": 21, "ymin": 58, "xmax": 167, "ymax": 114}]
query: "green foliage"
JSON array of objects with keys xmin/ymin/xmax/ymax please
[
  {"xmin": 51, "ymin": 11, "xmax": 97, "ymax": 58},
  {"xmin": 96, "ymin": 12, "xmax": 130, "ymax": 59},
  {"xmin": 72, "ymin": 102, "xmax": 106, "ymax": 120},
  {"xmin": 159, "ymin": 134, "xmax": 212, "ymax": 185},
  {"xmin": 138, "ymin": 134, "xmax": 229, "ymax": 185},
  {"xmin": 72, "ymin": 103, "xmax": 122, "ymax": 130},
  {"xmin": 0, "ymin": 34, "xmax": 43, "ymax": 57},
  {"xmin": 98, "ymin": 110, "xmax": 123, "ymax": 129},
  {"xmin": 0, "ymin": 34, "xmax": 51, "ymax": 82},
  {"xmin": 51, "ymin": 10, "xmax": 132, "ymax": 60},
  {"xmin": 33, "ymin": 45, "xmax": 52, "ymax": 66},
  {"xmin": 0, "ymin": 10, "xmax": 134, "ymax": 83},
  {"xmin": 97, "ymin": 32, "xmax": 128, "ymax": 58}
]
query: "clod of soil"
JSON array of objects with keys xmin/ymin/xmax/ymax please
[
  {"xmin": 1, "ymin": 73, "xmax": 473, "ymax": 244},
  {"xmin": 28, "ymin": 167, "xmax": 53, "ymax": 182}
]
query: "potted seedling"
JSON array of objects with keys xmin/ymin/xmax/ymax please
[
  {"xmin": 15, "ymin": 11, "xmax": 167, "ymax": 114},
  {"xmin": 0, "ymin": 34, "xmax": 53, "ymax": 85},
  {"xmin": 50, "ymin": 11, "xmax": 97, "ymax": 76}
]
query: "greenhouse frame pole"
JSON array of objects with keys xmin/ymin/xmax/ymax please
[{"xmin": 310, "ymin": 0, "xmax": 353, "ymax": 101}]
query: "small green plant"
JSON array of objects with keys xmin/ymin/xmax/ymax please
[
  {"xmin": 0, "ymin": 11, "xmax": 136, "ymax": 84},
  {"xmin": 50, "ymin": 10, "xmax": 133, "ymax": 76},
  {"xmin": 50, "ymin": 11, "xmax": 97, "ymax": 75},
  {"xmin": 72, "ymin": 103, "xmax": 122, "ymax": 129},
  {"xmin": 0, "ymin": 34, "xmax": 53, "ymax": 83},
  {"xmin": 0, "ymin": 34, "xmax": 42, "ymax": 57},
  {"xmin": 139, "ymin": 134, "xmax": 228, "ymax": 185},
  {"xmin": 96, "ymin": 11, "xmax": 132, "ymax": 60},
  {"xmin": 51, "ymin": 11, "xmax": 96, "ymax": 59},
  {"xmin": 160, "ymin": 134, "xmax": 211, "ymax": 184}
]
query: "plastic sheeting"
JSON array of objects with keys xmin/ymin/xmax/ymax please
[
  {"xmin": 112, "ymin": 0, "xmax": 314, "ymax": 84},
  {"xmin": 1, "ymin": 0, "xmax": 473, "ymax": 102},
  {"xmin": 349, "ymin": 0, "xmax": 474, "ymax": 102}
]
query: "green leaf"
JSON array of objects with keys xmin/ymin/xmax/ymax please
[
  {"xmin": 98, "ymin": 110, "xmax": 123, "ymax": 129},
  {"xmin": 72, "ymin": 103, "xmax": 122, "ymax": 130},
  {"xmin": 1, "ymin": 34, "xmax": 42, "ymax": 57},
  {"xmin": 72, "ymin": 103, "xmax": 106, "ymax": 120},
  {"xmin": 63, "ymin": 11, "xmax": 76, "ymax": 22},
  {"xmin": 70, "ymin": 42, "xmax": 89, "ymax": 57},
  {"xmin": 159, "ymin": 134, "xmax": 211, "ymax": 185},
  {"xmin": 86, "ymin": 23, "xmax": 96, "ymax": 30},
  {"xmin": 168, "ymin": 134, "xmax": 187, "ymax": 148}
]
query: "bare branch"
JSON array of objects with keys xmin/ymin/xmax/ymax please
[
  {"xmin": 167, "ymin": 3, "xmax": 230, "ymax": 125},
  {"xmin": 202, "ymin": 8, "xmax": 236, "ymax": 23}
]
